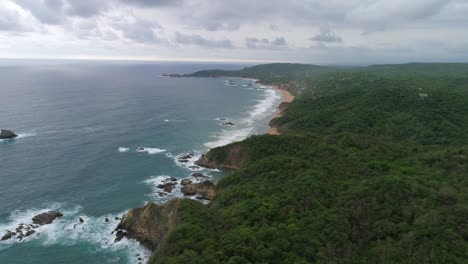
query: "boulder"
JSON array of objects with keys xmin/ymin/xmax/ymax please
[
  {"xmin": 157, "ymin": 182, "xmax": 176, "ymax": 190},
  {"xmin": 115, "ymin": 199, "xmax": 182, "ymax": 251},
  {"xmin": 178, "ymin": 153, "xmax": 194, "ymax": 160},
  {"xmin": 0, "ymin": 130, "xmax": 18, "ymax": 139},
  {"xmin": 191, "ymin": 172, "xmax": 207, "ymax": 178},
  {"xmin": 32, "ymin": 211, "xmax": 63, "ymax": 225},
  {"xmin": 1, "ymin": 233, "xmax": 12, "ymax": 241},
  {"xmin": 180, "ymin": 179, "xmax": 192, "ymax": 185},
  {"xmin": 105, "ymin": 218, "xmax": 110, "ymax": 223},
  {"xmin": 222, "ymin": 122, "xmax": 235, "ymax": 126},
  {"xmin": 24, "ymin": 230, "xmax": 35, "ymax": 237},
  {"xmin": 163, "ymin": 185, "xmax": 173, "ymax": 193},
  {"xmin": 79, "ymin": 217, "xmax": 84, "ymax": 223},
  {"xmin": 115, "ymin": 230, "xmax": 127, "ymax": 242},
  {"xmin": 181, "ymin": 181, "xmax": 216, "ymax": 200}
]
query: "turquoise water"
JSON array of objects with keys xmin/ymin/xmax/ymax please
[{"xmin": 0, "ymin": 60, "xmax": 281, "ymax": 263}]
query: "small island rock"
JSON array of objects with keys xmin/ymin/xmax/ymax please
[
  {"xmin": 0, "ymin": 130, "xmax": 18, "ymax": 139},
  {"xmin": 32, "ymin": 211, "xmax": 63, "ymax": 225}
]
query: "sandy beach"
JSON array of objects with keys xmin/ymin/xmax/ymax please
[{"xmin": 268, "ymin": 86, "xmax": 294, "ymax": 135}]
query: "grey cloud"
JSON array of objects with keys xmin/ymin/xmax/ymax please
[
  {"xmin": 65, "ymin": 0, "xmax": 109, "ymax": 17},
  {"xmin": 175, "ymin": 32, "xmax": 234, "ymax": 48},
  {"xmin": 16, "ymin": 0, "xmax": 65, "ymax": 25},
  {"xmin": 270, "ymin": 24, "xmax": 279, "ymax": 32},
  {"xmin": 310, "ymin": 27, "xmax": 343, "ymax": 43},
  {"xmin": 15, "ymin": 0, "xmax": 108, "ymax": 25},
  {"xmin": 346, "ymin": 0, "xmax": 450, "ymax": 32},
  {"xmin": 115, "ymin": 19, "xmax": 161, "ymax": 43},
  {"xmin": 246, "ymin": 37, "xmax": 287, "ymax": 49},
  {"xmin": 119, "ymin": 0, "xmax": 184, "ymax": 7},
  {"xmin": 0, "ymin": 6, "xmax": 26, "ymax": 31}
]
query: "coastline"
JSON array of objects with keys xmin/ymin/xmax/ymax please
[
  {"xmin": 267, "ymin": 85, "xmax": 294, "ymax": 135},
  {"xmin": 238, "ymin": 77, "xmax": 294, "ymax": 135}
]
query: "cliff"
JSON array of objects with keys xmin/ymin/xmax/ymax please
[
  {"xmin": 115, "ymin": 199, "xmax": 182, "ymax": 252},
  {"xmin": 195, "ymin": 143, "xmax": 246, "ymax": 170}
]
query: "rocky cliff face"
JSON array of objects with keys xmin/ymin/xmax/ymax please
[
  {"xmin": 115, "ymin": 199, "xmax": 182, "ymax": 251},
  {"xmin": 195, "ymin": 144, "xmax": 245, "ymax": 170}
]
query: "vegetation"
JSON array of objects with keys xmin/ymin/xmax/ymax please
[{"xmin": 152, "ymin": 63, "xmax": 468, "ymax": 263}]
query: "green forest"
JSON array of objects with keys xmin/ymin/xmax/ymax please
[{"xmin": 152, "ymin": 63, "xmax": 468, "ymax": 263}]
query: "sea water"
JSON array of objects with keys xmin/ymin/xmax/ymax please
[{"xmin": 0, "ymin": 60, "xmax": 281, "ymax": 263}]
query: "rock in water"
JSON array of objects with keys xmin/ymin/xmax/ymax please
[
  {"xmin": 115, "ymin": 199, "xmax": 182, "ymax": 251},
  {"xmin": 0, "ymin": 130, "xmax": 18, "ymax": 139},
  {"xmin": 180, "ymin": 179, "xmax": 192, "ymax": 185},
  {"xmin": 1, "ymin": 233, "xmax": 12, "ymax": 241},
  {"xmin": 32, "ymin": 211, "xmax": 63, "ymax": 225},
  {"xmin": 24, "ymin": 230, "xmax": 35, "ymax": 237},
  {"xmin": 181, "ymin": 181, "xmax": 216, "ymax": 200}
]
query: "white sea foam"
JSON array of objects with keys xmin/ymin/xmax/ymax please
[
  {"xmin": 204, "ymin": 86, "xmax": 281, "ymax": 149},
  {"xmin": 204, "ymin": 127, "xmax": 253, "ymax": 149},
  {"xmin": 0, "ymin": 132, "xmax": 37, "ymax": 142},
  {"xmin": 143, "ymin": 175, "xmax": 183, "ymax": 203},
  {"xmin": 136, "ymin": 147, "xmax": 166, "ymax": 155},
  {"xmin": 249, "ymin": 88, "xmax": 281, "ymax": 121},
  {"xmin": 118, "ymin": 147, "xmax": 130, "ymax": 153},
  {"xmin": 174, "ymin": 152, "xmax": 210, "ymax": 171},
  {"xmin": 0, "ymin": 204, "xmax": 150, "ymax": 263}
]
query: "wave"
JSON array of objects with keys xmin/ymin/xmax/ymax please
[
  {"xmin": 118, "ymin": 147, "xmax": 130, "ymax": 153},
  {"xmin": 136, "ymin": 147, "xmax": 166, "ymax": 155},
  {"xmin": 143, "ymin": 174, "xmax": 213, "ymax": 204},
  {"xmin": 143, "ymin": 175, "xmax": 183, "ymax": 203},
  {"xmin": 0, "ymin": 204, "xmax": 150, "ymax": 263},
  {"xmin": 0, "ymin": 132, "xmax": 37, "ymax": 142},
  {"xmin": 204, "ymin": 86, "xmax": 281, "ymax": 149}
]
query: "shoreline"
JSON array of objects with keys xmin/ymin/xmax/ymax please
[
  {"xmin": 238, "ymin": 77, "xmax": 294, "ymax": 135},
  {"xmin": 267, "ymin": 85, "xmax": 294, "ymax": 135}
]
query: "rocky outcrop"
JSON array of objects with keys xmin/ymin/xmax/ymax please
[
  {"xmin": 180, "ymin": 179, "xmax": 192, "ymax": 185},
  {"xmin": 114, "ymin": 199, "xmax": 182, "ymax": 251},
  {"xmin": 1, "ymin": 211, "xmax": 62, "ymax": 241},
  {"xmin": 32, "ymin": 211, "xmax": 63, "ymax": 225},
  {"xmin": 0, "ymin": 129, "xmax": 18, "ymax": 139},
  {"xmin": 195, "ymin": 143, "xmax": 245, "ymax": 170},
  {"xmin": 181, "ymin": 181, "xmax": 216, "ymax": 200}
]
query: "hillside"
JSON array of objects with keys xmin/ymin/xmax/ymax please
[{"xmin": 143, "ymin": 63, "xmax": 468, "ymax": 263}]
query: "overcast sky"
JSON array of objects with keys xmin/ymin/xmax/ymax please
[{"xmin": 1, "ymin": 0, "xmax": 467, "ymax": 64}]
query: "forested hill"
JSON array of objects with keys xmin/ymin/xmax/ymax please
[{"xmin": 150, "ymin": 63, "xmax": 467, "ymax": 263}]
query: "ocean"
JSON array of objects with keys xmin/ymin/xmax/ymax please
[{"xmin": 0, "ymin": 60, "xmax": 282, "ymax": 263}]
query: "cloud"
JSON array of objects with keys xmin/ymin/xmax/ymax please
[
  {"xmin": 174, "ymin": 32, "xmax": 234, "ymax": 48},
  {"xmin": 270, "ymin": 24, "xmax": 280, "ymax": 32},
  {"xmin": 346, "ymin": 0, "xmax": 450, "ymax": 32},
  {"xmin": 65, "ymin": 0, "xmax": 110, "ymax": 17},
  {"xmin": 310, "ymin": 26, "xmax": 343, "ymax": 43},
  {"xmin": 246, "ymin": 37, "xmax": 287, "ymax": 49},
  {"xmin": 112, "ymin": 18, "xmax": 162, "ymax": 43},
  {"xmin": 119, "ymin": 0, "xmax": 184, "ymax": 7},
  {"xmin": 15, "ymin": 0, "xmax": 65, "ymax": 25}
]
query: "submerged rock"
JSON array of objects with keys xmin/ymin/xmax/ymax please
[
  {"xmin": 222, "ymin": 122, "xmax": 236, "ymax": 126},
  {"xmin": 32, "ymin": 211, "xmax": 63, "ymax": 225},
  {"xmin": 115, "ymin": 199, "xmax": 182, "ymax": 251},
  {"xmin": 0, "ymin": 129, "xmax": 18, "ymax": 139}
]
